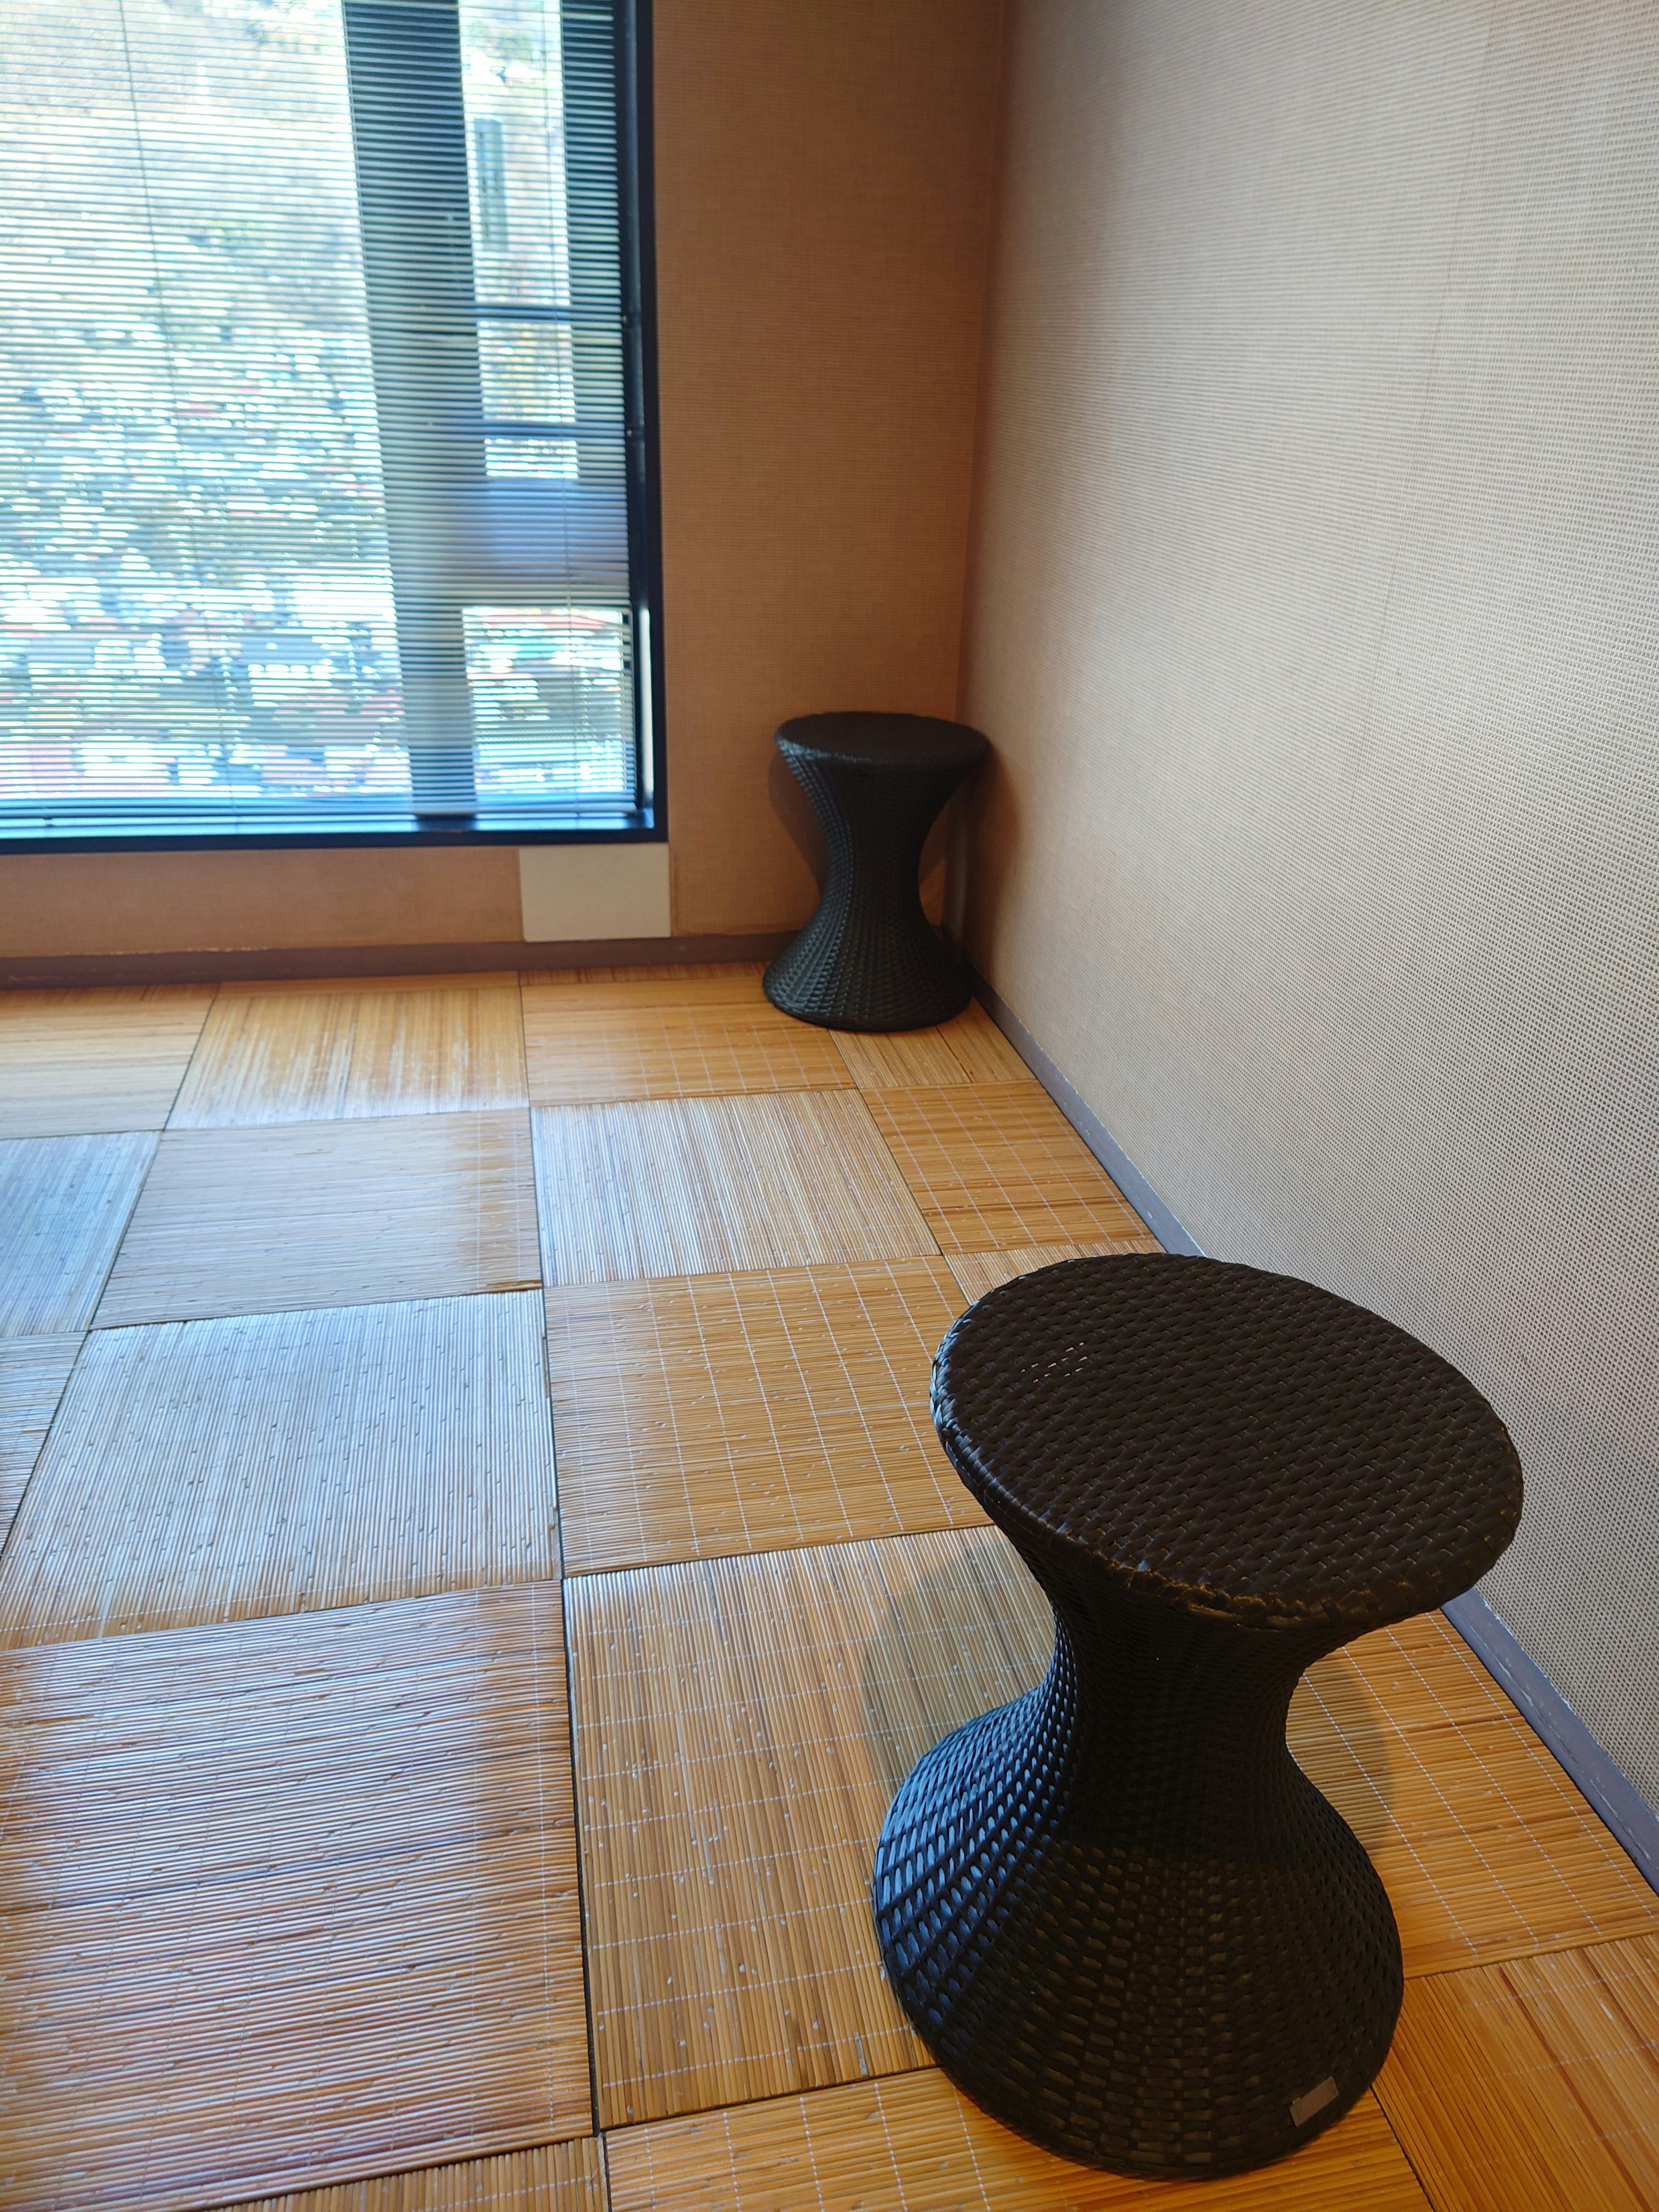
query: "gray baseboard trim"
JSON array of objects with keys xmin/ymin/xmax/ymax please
[
  {"xmin": 966, "ymin": 959, "xmax": 1659, "ymax": 1894},
  {"xmin": 1445, "ymin": 1589, "xmax": 1659, "ymax": 1893},
  {"xmin": 0, "ymin": 931, "xmax": 792, "ymax": 989},
  {"xmin": 969, "ymin": 968, "xmax": 1204, "ymax": 1257}
]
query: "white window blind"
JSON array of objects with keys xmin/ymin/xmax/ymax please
[{"xmin": 0, "ymin": 0, "xmax": 649, "ymax": 839}]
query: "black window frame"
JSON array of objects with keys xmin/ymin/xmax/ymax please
[{"xmin": 1, "ymin": 0, "xmax": 664, "ymax": 857}]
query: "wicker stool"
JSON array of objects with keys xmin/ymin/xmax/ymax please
[
  {"xmin": 873, "ymin": 1254, "xmax": 1522, "ymax": 2178},
  {"xmin": 763, "ymin": 712, "xmax": 988, "ymax": 1031}
]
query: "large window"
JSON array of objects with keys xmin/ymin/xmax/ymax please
[{"xmin": 0, "ymin": 0, "xmax": 659, "ymax": 843}]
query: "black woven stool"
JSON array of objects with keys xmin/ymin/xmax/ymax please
[
  {"xmin": 763, "ymin": 711, "xmax": 988, "ymax": 1031},
  {"xmin": 873, "ymin": 1254, "xmax": 1522, "ymax": 2179}
]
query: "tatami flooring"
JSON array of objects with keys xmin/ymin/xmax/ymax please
[{"xmin": 0, "ymin": 964, "xmax": 1654, "ymax": 2212}]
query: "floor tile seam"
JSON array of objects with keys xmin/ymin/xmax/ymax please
[
  {"xmin": 159, "ymin": 979, "xmax": 242, "ymax": 1135},
  {"xmin": 82, "ymin": 1281, "xmax": 551, "ymax": 1338},
  {"xmin": 557, "ymin": 1511, "xmax": 995, "ymax": 1586},
  {"xmin": 0, "ymin": 1573, "xmax": 574, "ymax": 1674},
  {"xmin": 597, "ymin": 2058, "xmax": 942, "ymax": 2150},
  {"xmin": 219, "ymin": 973, "xmax": 524, "ymax": 998},
  {"xmin": 556, "ymin": 1485, "xmax": 985, "ymax": 1578},
  {"xmin": 523, "ymin": 1564, "xmax": 601, "ymax": 2141},
  {"xmin": 1403, "ymin": 1924, "xmax": 1659, "ymax": 1989},
  {"xmin": 518, "ymin": 1004, "xmax": 853, "ymax": 1049},
  {"xmin": 165, "ymin": 1088, "xmax": 535, "ymax": 1133},
  {"xmin": 530, "ymin": 1081, "xmax": 854, "ymax": 1115},
  {"xmin": 0, "ymin": 1570, "xmax": 566, "ymax": 1657},
  {"xmin": 1369, "ymin": 2093, "xmax": 1444, "ymax": 2212},
  {"xmin": 96, "ymin": 1273, "xmax": 550, "ymax": 1330},
  {"xmin": 835, "ymin": 1084, "xmax": 948, "ymax": 1265},
  {"xmin": 524, "ymin": 1076, "xmax": 855, "ymax": 1110},
  {"xmin": 153, "ymin": 1103, "xmax": 537, "ymax": 1148},
  {"xmin": 515, "ymin": 979, "xmax": 571, "ymax": 1323},
  {"xmin": 546, "ymin": 1242, "xmax": 612, "ymax": 2145},
  {"xmin": 544, "ymin": 1256, "xmax": 962, "ymax": 1315},
  {"xmin": 0, "ymin": 1328, "xmax": 97, "ymax": 1584},
  {"xmin": 170, "ymin": 992, "xmax": 238, "ymax": 1104},
  {"xmin": 591, "ymin": 2036, "xmax": 1608, "ymax": 2206},
  {"xmin": 154, "ymin": 2119, "xmax": 607, "ymax": 2212},
  {"xmin": 4, "ymin": 1126, "xmax": 160, "ymax": 1343}
]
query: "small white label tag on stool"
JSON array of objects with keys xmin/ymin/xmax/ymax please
[{"xmin": 1290, "ymin": 2077, "xmax": 1338, "ymax": 2127}]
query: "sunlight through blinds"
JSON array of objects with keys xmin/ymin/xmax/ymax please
[{"xmin": 0, "ymin": 0, "xmax": 644, "ymax": 837}]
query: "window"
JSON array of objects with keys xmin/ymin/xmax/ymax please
[{"xmin": 0, "ymin": 0, "xmax": 660, "ymax": 845}]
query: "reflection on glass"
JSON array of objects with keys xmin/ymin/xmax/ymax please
[
  {"xmin": 1, "ymin": 0, "xmax": 636, "ymax": 824},
  {"xmin": 478, "ymin": 321, "xmax": 576, "ymax": 425},
  {"xmin": 0, "ymin": 0, "xmax": 411, "ymax": 813},
  {"xmin": 459, "ymin": 0, "xmax": 571, "ymax": 310},
  {"xmin": 486, "ymin": 435, "xmax": 578, "ymax": 480},
  {"xmin": 472, "ymin": 116, "xmax": 509, "ymax": 252},
  {"xmin": 464, "ymin": 604, "xmax": 632, "ymax": 801}
]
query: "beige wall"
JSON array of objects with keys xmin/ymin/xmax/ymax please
[
  {"xmin": 960, "ymin": 0, "xmax": 1659, "ymax": 1795},
  {"xmin": 0, "ymin": 846, "xmax": 521, "ymax": 957},
  {"xmin": 0, "ymin": 0, "xmax": 1004, "ymax": 958},
  {"xmin": 655, "ymin": 0, "xmax": 1004, "ymax": 934}
]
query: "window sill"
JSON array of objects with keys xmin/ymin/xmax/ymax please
[{"xmin": 0, "ymin": 804, "xmax": 662, "ymax": 854}]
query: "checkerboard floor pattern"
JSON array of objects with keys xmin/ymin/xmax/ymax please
[{"xmin": 0, "ymin": 966, "xmax": 1651, "ymax": 2212}]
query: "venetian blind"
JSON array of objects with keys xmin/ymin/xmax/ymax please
[{"xmin": 0, "ymin": 0, "xmax": 645, "ymax": 837}]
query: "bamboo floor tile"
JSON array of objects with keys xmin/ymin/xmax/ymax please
[
  {"xmin": 217, "ymin": 2138, "xmax": 608, "ymax": 2212},
  {"xmin": 604, "ymin": 2069, "xmax": 1429, "ymax": 2212},
  {"xmin": 864, "ymin": 1083, "xmax": 1149, "ymax": 1252},
  {"xmin": 519, "ymin": 963, "xmax": 766, "ymax": 998},
  {"xmin": 531, "ymin": 1092, "xmax": 938, "ymax": 1286},
  {"xmin": 830, "ymin": 1000, "xmax": 1034, "ymax": 1091},
  {"xmin": 543, "ymin": 1262, "xmax": 984, "ymax": 1573},
  {"xmin": 0, "ymin": 1130, "xmax": 156, "ymax": 1336},
  {"xmin": 1337, "ymin": 1609, "xmax": 1531, "ymax": 1735},
  {"xmin": 171, "ymin": 985, "xmax": 528, "ymax": 1127},
  {"xmin": 521, "ymin": 993, "xmax": 848, "ymax": 1107},
  {"xmin": 0, "ymin": 1330, "xmax": 81, "ymax": 1538},
  {"xmin": 1374, "ymin": 1932, "xmax": 1659, "ymax": 2212},
  {"xmin": 946, "ymin": 1237, "xmax": 1164, "ymax": 1303},
  {"xmin": 0, "ymin": 1584, "xmax": 588, "ymax": 2212},
  {"xmin": 572, "ymin": 1527, "xmax": 1659, "ymax": 2134},
  {"xmin": 0, "ymin": 985, "xmax": 213, "ymax": 1138},
  {"xmin": 96, "ymin": 1109, "xmax": 540, "ymax": 1326},
  {"xmin": 1292, "ymin": 1617, "xmax": 1659, "ymax": 1975},
  {"xmin": 566, "ymin": 1526, "xmax": 1053, "ymax": 2127},
  {"xmin": 222, "ymin": 972, "xmax": 521, "ymax": 997},
  {"xmin": 0, "ymin": 1292, "xmax": 556, "ymax": 1649}
]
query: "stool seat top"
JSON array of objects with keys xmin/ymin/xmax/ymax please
[
  {"xmin": 932, "ymin": 1255, "xmax": 1522, "ymax": 1634},
  {"xmin": 775, "ymin": 711, "xmax": 989, "ymax": 770}
]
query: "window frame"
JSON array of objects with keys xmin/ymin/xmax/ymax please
[{"xmin": 0, "ymin": 0, "xmax": 664, "ymax": 856}]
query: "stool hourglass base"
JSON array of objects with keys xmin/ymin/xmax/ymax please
[
  {"xmin": 874, "ymin": 1252, "xmax": 1521, "ymax": 2178},
  {"xmin": 872, "ymin": 1605, "xmax": 1404, "ymax": 2179},
  {"xmin": 761, "ymin": 712, "xmax": 988, "ymax": 1032}
]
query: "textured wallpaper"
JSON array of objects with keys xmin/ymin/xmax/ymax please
[
  {"xmin": 653, "ymin": 0, "xmax": 1003, "ymax": 935},
  {"xmin": 960, "ymin": 0, "xmax": 1659, "ymax": 1797}
]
